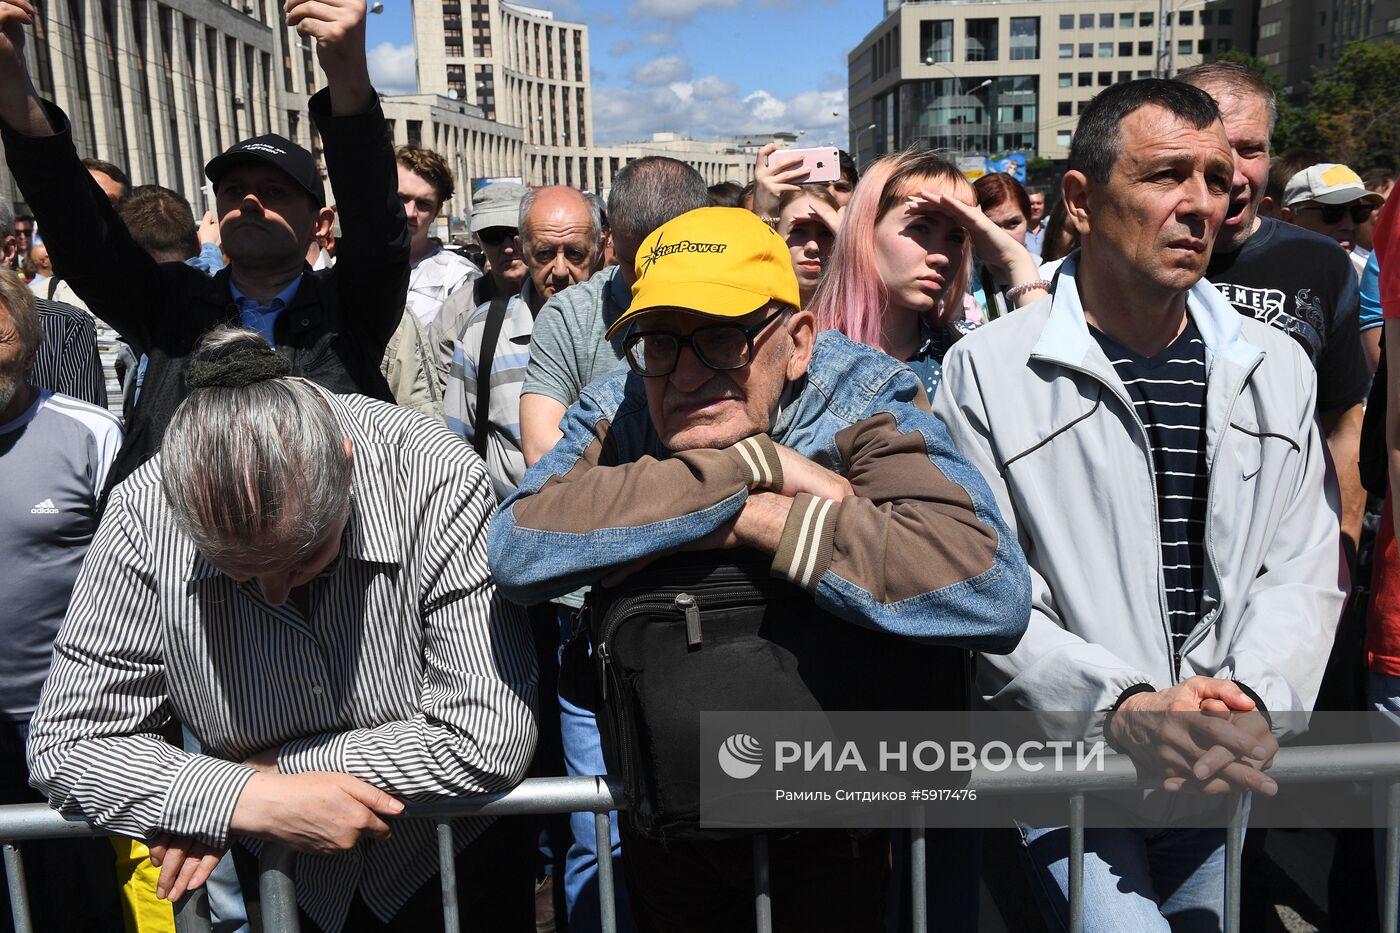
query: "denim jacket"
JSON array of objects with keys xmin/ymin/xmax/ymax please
[{"xmin": 488, "ymin": 331, "xmax": 1031, "ymax": 651}]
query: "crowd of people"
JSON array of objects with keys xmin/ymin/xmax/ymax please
[{"xmin": 1, "ymin": 0, "xmax": 1399, "ymax": 931}]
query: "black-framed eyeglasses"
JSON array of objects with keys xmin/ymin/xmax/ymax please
[
  {"xmin": 478, "ymin": 226, "xmax": 517, "ymax": 246},
  {"xmin": 624, "ymin": 306, "xmax": 790, "ymax": 378},
  {"xmin": 1296, "ymin": 202, "xmax": 1375, "ymax": 225}
]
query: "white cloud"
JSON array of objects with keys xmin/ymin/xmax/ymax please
[
  {"xmin": 631, "ymin": 55, "xmax": 692, "ymax": 86},
  {"xmin": 593, "ymin": 81, "xmax": 849, "ymax": 147},
  {"xmin": 692, "ymin": 75, "xmax": 737, "ymax": 100},
  {"xmin": 367, "ymin": 41, "xmax": 417, "ymax": 96}
]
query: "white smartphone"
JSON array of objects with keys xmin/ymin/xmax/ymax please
[{"xmin": 767, "ymin": 146, "xmax": 841, "ymax": 184}]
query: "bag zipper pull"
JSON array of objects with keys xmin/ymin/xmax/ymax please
[
  {"xmin": 676, "ymin": 593, "xmax": 702, "ymax": 648},
  {"xmin": 599, "ymin": 642, "xmax": 610, "ymax": 700}
]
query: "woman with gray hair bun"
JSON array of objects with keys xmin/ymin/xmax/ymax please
[
  {"xmin": 161, "ymin": 328, "xmax": 354, "ymax": 600},
  {"xmin": 27, "ymin": 326, "xmax": 540, "ymax": 932}
]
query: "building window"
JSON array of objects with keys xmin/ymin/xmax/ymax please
[
  {"xmin": 1138, "ymin": 69, "xmax": 1153, "ymax": 78},
  {"xmin": 1078, "ymin": 71, "xmax": 1092, "ymax": 86},
  {"xmin": 1219, "ymin": 9, "xmax": 1232, "ymax": 24},
  {"xmin": 1178, "ymin": 10, "xmax": 1194, "ymax": 26},
  {"xmin": 966, "ymin": 19, "xmax": 999, "ymax": 61},
  {"xmin": 1198, "ymin": 38, "xmax": 1212, "ymax": 54},
  {"xmin": 1099, "ymin": 13, "xmax": 1113, "ymax": 28},
  {"xmin": 1060, "ymin": 14, "xmax": 1074, "ymax": 29},
  {"xmin": 1079, "ymin": 13, "xmax": 1094, "ymax": 29},
  {"xmin": 920, "ymin": 19, "xmax": 953, "ymax": 63},
  {"xmin": 1119, "ymin": 12, "xmax": 1133, "ymax": 29},
  {"xmin": 1139, "ymin": 11, "xmax": 1153, "ymax": 27},
  {"xmin": 1118, "ymin": 69, "xmax": 1131, "ymax": 82},
  {"xmin": 1009, "ymin": 17, "xmax": 1039, "ymax": 60},
  {"xmin": 1058, "ymin": 100, "xmax": 1072, "ymax": 116},
  {"xmin": 1119, "ymin": 41, "xmax": 1132, "ymax": 56},
  {"xmin": 1078, "ymin": 100, "xmax": 1090, "ymax": 113},
  {"xmin": 1079, "ymin": 42, "xmax": 1092, "ymax": 57},
  {"xmin": 1217, "ymin": 38, "xmax": 1231, "ymax": 51},
  {"xmin": 408, "ymin": 120, "xmax": 422, "ymax": 147},
  {"xmin": 1058, "ymin": 72, "xmax": 1072, "ymax": 87},
  {"xmin": 1099, "ymin": 42, "xmax": 1113, "ymax": 57},
  {"xmin": 1098, "ymin": 71, "xmax": 1111, "ymax": 85},
  {"xmin": 1057, "ymin": 129, "xmax": 1072, "ymax": 147},
  {"xmin": 1177, "ymin": 39, "xmax": 1192, "ymax": 55},
  {"xmin": 1059, "ymin": 43, "xmax": 1074, "ymax": 59},
  {"xmin": 1138, "ymin": 40, "xmax": 1153, "ymax": 55}
]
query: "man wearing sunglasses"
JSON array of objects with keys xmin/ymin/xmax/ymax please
[
  {"xmin": 488, "ymin": 207, "xmax": 1030, "ymax": 927},
  {"xmin": 1282, "ymin": 163, "xmax": 1384, "ymax": 256}
]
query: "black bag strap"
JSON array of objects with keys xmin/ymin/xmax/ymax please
[
  {"xmin": 46, "ymin": 276, "xmax": 58, "ymax": 301},
  {"xmin": 472, "ymin": 297, "xmax": 512, "ymax": 459}
]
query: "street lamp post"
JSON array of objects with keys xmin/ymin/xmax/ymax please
[
  {"xmin": 1158, "ymin": 0, "xmax": 1209, "ymax": 76},
  {"xmin": 854, "ymin": 123, "xmax": 878, "ymax": 171},
  {"xmin": 969, "ymin": 77, "xmax": 993, "ymax": 158}
]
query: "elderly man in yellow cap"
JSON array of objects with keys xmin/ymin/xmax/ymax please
[{"xmin": 488, "ymin": 206, "xmax": 1030, "ymax": 931}]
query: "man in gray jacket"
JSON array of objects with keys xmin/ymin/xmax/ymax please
[{"xmin": 933, "ymin": 79, "xmax": 1346, "ymax": 931}]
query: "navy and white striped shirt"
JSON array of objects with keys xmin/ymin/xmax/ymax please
[
  {"xmin": 26, "ymin": 390, "xmax": 538, "ymax": 933},
  {"xmin": 1092, "ymin": 320, "xmax": 1209, "ymax": 654}
]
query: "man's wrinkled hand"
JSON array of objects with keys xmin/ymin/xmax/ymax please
[{"xmin": 1109, "ymin": 676, "xmax": 1278, "ymax": 796}]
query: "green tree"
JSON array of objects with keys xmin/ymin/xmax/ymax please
[{"xmin": 1302, "ymin": 40, "xmax": 1400, "ymax": 169}]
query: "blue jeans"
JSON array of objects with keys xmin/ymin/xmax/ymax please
[
  {"xmin": 558, "ymin": 606, "xmax": 634, "ymax": 933},
  {"xmin": 1019, "ymin": 823, "xmax": 1232, "ymax": 932},
  {"xmin": 1369, "ymin": 670, "xmax": 1400, "ymax": 926}
]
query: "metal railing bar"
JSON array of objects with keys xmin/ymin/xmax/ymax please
[
  {"xmin": 909, "ymin": 820, "xmax": 927, "ymax": 933},
  {"xmin": 173, "ymin": 887, "xmax": 212, "ymax": 933},
  {"xmin": 406, "ymin": 775, "xmax": 626, "ymax": 820},
  {"xmin": 1386, "ymin": 780, "xmax": 1399, "ymax": 933},
  {"xmin": 2, "ymin": 843, "xmax": 31, "ymax": 933},
  {"xmin": 436, "ymin": 819, "xmax": 460, "ymax": 933},
  {"xmin": 1223, "ymin": 793, "xmax": 1244, "ymax": 933},
  {"xmin": 1068, "ymin": 792, "xmax": 1084, "ymax": 933},
  {"xmin": 258, "ymin": 842, "xmax": 301, "ymax": 933},
  {"xmin": 753, "ymin": 832, "xmax": 772, "ymax": 933},
  {"xmin": 594, "ymin": 811, "xmax": 618, "ymax": 933}
]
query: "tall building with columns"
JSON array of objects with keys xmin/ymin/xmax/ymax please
[
  {"xmin": 0, "ymin": 0, "xmax": 523, "ymax": 224},
  {"xmin": 414, "ymin": 0, "xmax": 599, "ymax": 189}
]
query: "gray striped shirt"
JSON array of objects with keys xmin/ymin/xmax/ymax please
[{"xmin": 27, "ymin": 390, "xmax": 538, "ymax": 933}]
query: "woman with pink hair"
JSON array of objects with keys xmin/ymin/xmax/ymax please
[{"xmin": 809, "ymin": 150, "xmax": 1048, "ymax": 397}]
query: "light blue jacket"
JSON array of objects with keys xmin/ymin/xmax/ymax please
[
  {"xmin": 934, "ymin": 254, "xmax": 1347, "ymax": 724},
  {"xmin": 489, "ymin": 331, "xmax": 1032, "ymax": 651}
]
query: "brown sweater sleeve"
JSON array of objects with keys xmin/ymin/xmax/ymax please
[
  {"xmin": 510, "ymin": 430, "xmax": 784, "ymax": 535},
  {"xmin": 770, "ymin": 412, "xmax": 1001, "ymax": 601}
]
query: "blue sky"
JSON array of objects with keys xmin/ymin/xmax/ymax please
[{"xmin": 365, "ymin": 0, "xmax": 873, "ymax": 146}]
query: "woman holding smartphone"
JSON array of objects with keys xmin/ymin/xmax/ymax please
[{"xmin": 810, "ymin": 150, "xmax": 1047, "ymax": 399}]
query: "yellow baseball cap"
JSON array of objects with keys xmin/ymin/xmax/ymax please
[{"xmin": 606, "ymin": 207, "xmax": 801, "ymax": 339}]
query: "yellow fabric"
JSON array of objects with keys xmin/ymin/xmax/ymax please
[{"xmin": 109, "ymin": 837, "xmax": 176, "ymax": 933}]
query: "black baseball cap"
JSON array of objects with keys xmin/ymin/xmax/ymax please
[{"xmin": 204, "ymin": 134, "xmax": 325, "ymax": 207}]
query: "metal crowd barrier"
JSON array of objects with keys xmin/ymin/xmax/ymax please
[{"xmin": 1, "ymin": 746, "xmax": 1398, "ymax": 933}]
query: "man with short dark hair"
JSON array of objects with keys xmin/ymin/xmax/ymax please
[
  {"xmin": 397, "ymin": 144, "xmax": 480, "ymax": 328},
  {"xmin": 934, "ymin": 79, "xmax": 1345, "ymax": 931},
  {"xmin": 492, "ymin": 206, "xmax": 1029, "ymax": 932},
  {"xmin": 0, "ymin": 0, "xmax": 409, "ymax": 496},
  {"xmin": 1025, "ymin": 187, "xmax": 1048, "ymax": 259},
  {"xmin": 81, "ymin": 157, "xmax": 130, "ymax": 206},
  {"xmin": 1179, "ymin": 63, "xmax": 1370, "ymax": 563}
]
